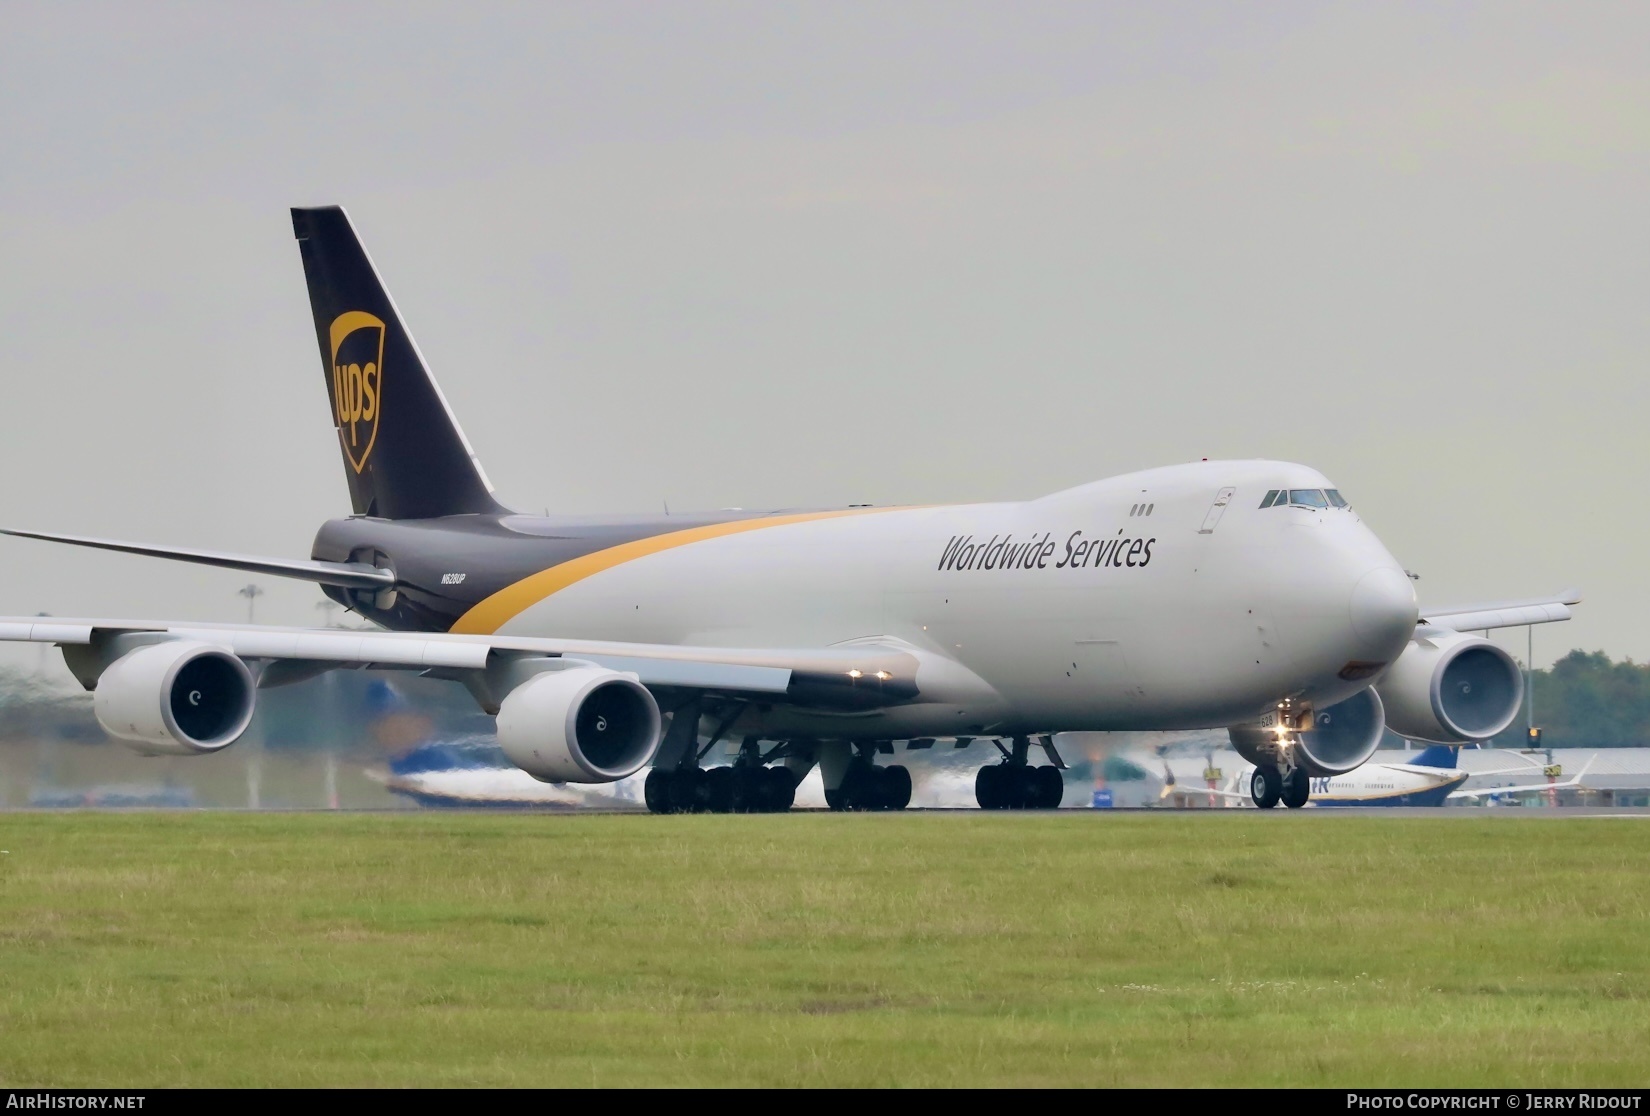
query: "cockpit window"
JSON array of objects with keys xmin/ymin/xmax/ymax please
[{"xmin": 1261, "ymin": 487, "xmax": 1346, "ymax": 509}]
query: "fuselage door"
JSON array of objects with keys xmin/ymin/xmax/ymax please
[{"xmin": 1198, "ymin": 487, "xmax": 1237, "ymax": 534}]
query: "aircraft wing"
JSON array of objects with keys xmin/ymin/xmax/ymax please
[
  {"xmin": 1165, "ymin": 784, "xmax": 1249, "ymax": 801},
  {"xmin": 0, "ymin": 616, "xmax": 973, "ymax": 711},
  {"xmin": 1384, "ymin": 761, "xmax": 1543, "ymax": 779},
  {"xmin": 1419, "ymin": 589, "xmax": 1582, "ymax": 633},
  {"xmin": 1448, "ymin": 754, "xmax": 1596, "ymax": 800},
  {"xmin": 1156, "ymin": 762, "xmax": 1249, "ymax": 801}
]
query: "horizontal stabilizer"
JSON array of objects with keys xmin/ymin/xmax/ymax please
[{"xmin": 1, "ymin": 529, "xmax": 395, "ymax": 590}]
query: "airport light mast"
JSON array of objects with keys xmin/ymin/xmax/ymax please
[{"xmin": 237, "ymin": 583, "xmax": 264, "ymax": 624}]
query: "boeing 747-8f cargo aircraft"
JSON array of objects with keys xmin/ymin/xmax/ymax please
[{"xmin": 0, "ymin": 208, "xmax": 1581, "ymax": 813}]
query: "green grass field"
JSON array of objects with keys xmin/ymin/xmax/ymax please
[{"xmin": 1, "ymin": 811, "xmax": 1648, "ymax": 1087}]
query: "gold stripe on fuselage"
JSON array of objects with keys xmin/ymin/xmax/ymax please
[{"xmin": 450, "ymin": 508, "xmax": 894, "ymax": 635}]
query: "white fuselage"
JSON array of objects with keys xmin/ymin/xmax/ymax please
[
  {"xmin": 1184, "ymin": 760, "xmax": 1468, "ymax": 807},
  {"xmin": 496, "ymin": 460, "xmax": 1418, "ymax": 740}
]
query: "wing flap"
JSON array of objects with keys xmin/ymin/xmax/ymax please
[
  {"xmin": 562, "ymin": 654, "xmax": 791, "ymax": 694},
  {"xmin": 0, "ymin": 620, "xmax": 95, "ymax": 643}
]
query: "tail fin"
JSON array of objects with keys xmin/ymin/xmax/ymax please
[
  {"xmin": 1409, "ymin": 745, "xmax": 1459, "ymax": 769},
  {"xmin": 291, "ymin": 206, "xmax": 505, "ymax": 520}
]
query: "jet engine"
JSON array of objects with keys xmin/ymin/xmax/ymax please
[
  {"xmin": 1375, "ymin": 630, "xmax": 1524, "ymax": 743},
  {"xmin": 1295, "ymin": 687, "xmax": 1386, "ymax": 776},
  {"xmin": 496, "ymin": 668, "xmax": 662, "ymax": 783},
  {"xmin": 93, "ymin": 640, "xmax": 257, "ymax": 755},
  {"xmin": 1229, "ymin": 687, "xmax": 1386, "ymax": 777}
]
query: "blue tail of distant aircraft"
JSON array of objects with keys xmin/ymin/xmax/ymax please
[{"xmin": 1408, "ymin": 745, "xmax": 1459, "ymax": 769}]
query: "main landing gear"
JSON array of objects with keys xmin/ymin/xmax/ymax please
[
  {"xmin": 645, "ymin": 764, "xmax": 797, "ymax": 814},
  {"xmin": 645, "ymin": 718, "xmax": 801, "ymax": 814},
  {"xmin": 974, "ymin": 735, "xmax": 1066, "ymax": 810},
  {"xmin": 1249, "ymin": 765, "xmax": 1310, "ymax": 810},
  {"xmin": 824, "ymin": 757, "xmax": 912, "ymax": 812}
]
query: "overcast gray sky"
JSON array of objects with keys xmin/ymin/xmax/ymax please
[{"xmin": 0, "ymin": 1, "xmax": 1644, "ymax": 676}]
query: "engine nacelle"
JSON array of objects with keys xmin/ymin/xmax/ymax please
[
  {"xmin": 1375, "ymin": 630, "xmax": 1524, "ymax": 743},
  {"xmin": 93, "ymin": 640, "xmax": 257, "ymax": 755},
  {"xmin": 496, "ymin": 668, "xmax": 662, "ymax": 783},
  {"xmin": 1229, "ymin": 687, "xmax": 1386, "ymax": 777},
  {"xmin": 1296, "ymin": 687, "xmax": 1386, "ymax": 776}
]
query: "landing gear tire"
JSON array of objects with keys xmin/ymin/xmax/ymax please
[
  {"xmin": 976, "ymin": 763, "xmax": 1062, "ymax": 810},
  {"xmin": 650, "ymin": 765, "xmax": 799, "ymax": 814},
  {"xmin": 702, "ymin": 766, "xmax": 734, "ymax": 813},
  {"xmin": 1012, "ymin": 765, "xmax": 1039, "ymax": 808},
  {"xmin": 975, "ymin": 764, "xmax": 1004, "ymax": 809},
  {"xmin": 829, "ymin": 760, "xmax": 909, "ymax": 811},
  {"xmin": 1281, "ymin": 767, "xmax": 1310, "ymax": 809},
  {"xmin": 675, "ymin": 767, "xmax": 710, "ymax": 813},
  {"xmin": 763, "ymin": 765, "xmax": 798, "ymax": 812},
  {"xmin": 828, "ymin": 760, "xmax": 868, "ymax": 811},
  {"xmin": 880, "ymin": 765, "xmax": 912, "ymax": 811},
  {"xmin": 845, "ymin": 760, "xmax": 876, "ymax": 811},
  {"xmin": 1250, "ymin": 766, "xmax": 1283, "ymax": 810},
  {"xmin": 1034, "ymin": 765, "xmax": 1065, "ymax": 809},
  {"xmin": 645, "ymin": 768, "xmax": 674, "ymax": 814},
  {"xmin": 737, "ymin": 766, "xmax": 768, "ymax": 813},
  {"xmin": 650, "ymin": 768, "xmax": 698, "ymax": 814}
]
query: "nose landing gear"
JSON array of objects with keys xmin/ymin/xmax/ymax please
[{"xmin": 1249, "ymin": 764, "xmax": 1311, "ymax": 809}]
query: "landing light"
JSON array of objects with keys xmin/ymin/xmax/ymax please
[
  {"xmin": 875, "ymin": 670, "xmax": 892, "ymax": 681},
  {"xmin": 847, "ymin": 669, "xmax": 863, "ymax": 679}
]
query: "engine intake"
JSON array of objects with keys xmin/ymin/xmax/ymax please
[
  {"xmin": 1375, "ymin": 630, "xmax": 1524, "ymax": 743},
  {"xmin": 1229, "ymin": 688, "xmax": 1386, "ymax": 777},
  {"xmin": 93, "ymin": 640, "xmax": 257, "ymax": 755},
  {"xmin": 1296, "ymin": 687, "xmax": 1385, "ymax": 776},
  {"xmin": 496, "ymin": 668, "xmax": 662, "ymax": 783}
]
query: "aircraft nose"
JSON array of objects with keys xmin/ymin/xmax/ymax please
[{"xmin": 1349, "ymin": 567, "xmax": 1418, "ymax": 658}]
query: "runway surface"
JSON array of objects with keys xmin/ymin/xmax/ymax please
[{"xmin": 5, "ymin": 805, "xmax": 1650, "ymax": 816}]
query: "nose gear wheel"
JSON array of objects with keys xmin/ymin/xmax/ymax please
[
  {"xmin": 1281, "ymin": 766, "xmax": 1311, "ymax": 809},
  {"xmin": 1250, "ymin": 765, "xmax": 1283, "ymax": 809}
]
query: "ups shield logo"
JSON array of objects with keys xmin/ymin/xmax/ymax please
[{"xmin": 329, "ymin": 311, "xmax": 384, "ymax": 473}]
